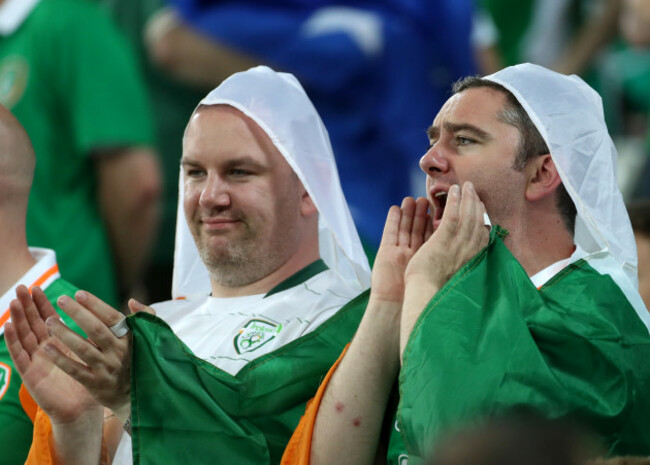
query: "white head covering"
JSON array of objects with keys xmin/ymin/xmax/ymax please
[
  {"xmin": 172, "ymin": 66, "xmax": 371, "ymax": 299},
  {"xmin": 485, "ymin": 63, "xmax": 650, "ymax": 329}
]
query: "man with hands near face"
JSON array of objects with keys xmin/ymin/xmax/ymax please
[
  {"xmin": 7, "ymin": 66, "xmax": 371, "ymax": 464},
  {"xmin": 283, "ymin": 64, "xmax": 650, "ymax": 465}
]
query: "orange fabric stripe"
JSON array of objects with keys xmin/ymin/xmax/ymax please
[
  {"xmin": 281, "ymin": 344, "xmax": 350, "ymax": 465},
  {"xmin": 22, "ymin": 389, "xmax": 110, "ymax": 465},
  {"xmin": 20, "ymin": 384, "xmax": 38, "ymax": 422},
  {"xmin": 0, "ymin": 310, "xmax": 10, "ymax": 329},
  {"xmin": 0, "ymin": 264, "xmax": 59, "ymax": 329},
  {"xmin": 29, "ymin": 264, "xmax": 59, "ymax": 291},
  {"xmin": 24, "ymin": 406, "xmax": 55, "ymax": 465}
]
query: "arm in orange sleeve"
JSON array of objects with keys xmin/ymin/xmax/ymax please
[
  {"xmin": 20, "ymin": 384, "xmax": 111, "ymax": 465},
  {"xmin": 281, "ymin": 345, "xmax": 350, "ymax": 465}
]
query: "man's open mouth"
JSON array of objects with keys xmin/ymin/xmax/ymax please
[{"xmin": 433, "ymin": 190, "xmax": 448, "ymax": 221}]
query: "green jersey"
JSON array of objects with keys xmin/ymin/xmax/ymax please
[
  {"xmin": 125, "ymin": 266, "xmax": 369, "ymax": 464},
  {"xmin": 0, "ymin": 0, "xmax": 154, "ymax": 306}
]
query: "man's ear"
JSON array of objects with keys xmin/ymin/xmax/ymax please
[
  {"xmin": 525, "ymin": 154, "xmax": 562, "ymax": 202},
  {"xmin": 300, "ymin": 190, "xmax": 318, "ymax": 217}
]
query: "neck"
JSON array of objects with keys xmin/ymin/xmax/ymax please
[
  {"xmin": 502, "ymin": 208, "xmax": 575, "ymax": 278},
  {"xmin": 209, "ymin": 241, "xmax": 320, "ymax": 298},
  {"xmin": 0, "ymin": 236, "xmax": 36, "ymax": 296}
]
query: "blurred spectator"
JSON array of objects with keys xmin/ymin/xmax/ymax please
[
  {"xmin": 472, "ymin": 0, "xmax": 620, "ymax": 76},
  {"xmin": 143, "ymin": 0, "xmax": 476, "ymax": 248},
  {"xmin": 426, "ymin": 413, "xmax": 603, "ymax": 465},
  {"xmin": 0, "ymin": 0, "xmax": 161, "ymax": 306},
  {"xmin": 99, "ymin": 0, "xmax": 206, "ymax": 302},
  {"xmin": 620, "ymin": 0, "xmax": 650, "ymax": 47}
]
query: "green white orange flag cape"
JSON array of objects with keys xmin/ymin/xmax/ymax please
[
  {"xmin": 124, "ymin": 67, "xmax": 371, "ymax": 464},
  {"xmin": 391, "ymin": 64, "xmax": 650, "ymax": 464}
]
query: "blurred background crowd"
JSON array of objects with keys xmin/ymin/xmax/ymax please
[{"xmin": 2, "ymin": 0, "xmax": 649, "ymax": 308}]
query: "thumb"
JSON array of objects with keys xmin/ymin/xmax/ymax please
[{"xmin": 127, "ymin": 298, "xmax": 156, "ymax": 316}]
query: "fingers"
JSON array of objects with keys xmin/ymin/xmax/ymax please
[
  {"xmin": 128, "ymin": 299, "xmax": 156, "ymax": 316},
  {"xmin": 43, "ymin": 341, "xmax": 94, "ymax": 386},
  {"xmin": 8, "ymin": 296, "xmax": 40, "ymax": 356},
  {"xmin": 20, "ymin": 286, "xmax": 56, "ymax": 344},
  {"xmin": 456, "ymin": 182, "xmax": 480, "ymax": 243},
  {"xmin": 410, "ymin": 197, "xmax": 430, "ymax": 250},
  {"xmin": 380, "ymin": 205, "xmax": 402, "ymax": 248},
  {"xmin": 31, "ymin": 286, "xmax": 59, "ymax": 326},
  {"xmin": 398, "ymin": 197, "xmax": 416, "ymax": 247},
  {"xmin": 56, "ymin": 291, "xmax": 124, "ymax": 350},
  {"xmin": 4, "ymin": 322, "xmax": 32, "ymax": 375},
  {"xmin": 437, "ymin": 184, "xmax": 461, "ymax": 238},
  {"xmin": 45, "ymin": 315, "xmax": 104, "ymax": 368},
  {"xmin": 424, "ymin": 212, "xmax": 434, "ymax": 242}
]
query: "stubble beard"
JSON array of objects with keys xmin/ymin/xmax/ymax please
[{"xmin": 196, "ymin": 223, "xmax": 296, "ymax": 289}]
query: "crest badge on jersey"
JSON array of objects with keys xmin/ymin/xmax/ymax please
[
  {"xmin": 234, "ymin": 319, "xmax": 283, "ymax": 354},
  {"xmin": 0, "ymin": 362, "xmax": 11, "ymax": 402}
]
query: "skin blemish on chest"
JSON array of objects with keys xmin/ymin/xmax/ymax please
[
  {"xmin": 352, "ymin": 417, "xmax": 361, "ymax": 427},
  {"xmin": 335, "ymin": 402, "xmax": 344, "ymax": 412}
]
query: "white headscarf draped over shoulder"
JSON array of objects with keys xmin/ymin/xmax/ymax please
[
  {"xmin": 172, "ymin": 66, "xmax": 371, "ymax": 299},
  {"xmin": 486, "ymin": 63, "xmax": 650, "ymax": 329}
]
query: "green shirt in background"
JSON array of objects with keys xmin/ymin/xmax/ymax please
[{"xmin": 0, "ymin": 0, "xmax": 155, "ymax": 306}]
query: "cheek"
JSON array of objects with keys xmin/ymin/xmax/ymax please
[{"xmin": 183, "ymin": 184, "xmax": 201, "ymax": 217}]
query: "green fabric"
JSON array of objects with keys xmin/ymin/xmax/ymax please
[
  {"xmin": 395, "ymin": 227, "xmax": 650, "ymax": 464},
  {"xmin": 128, "ymin": 289, "xmax": 370, "ymax": 464},
  {"xmin": 265, "ymin": 259, "xmax": 328, "ymax": 297},
  {"xmin": 476, "ymin": 0, "xmax": 536, "ymax": 66},
  {"xmin": 0, "ymin": 0, "xmax": 155, "ymax": 306},
  {"xmin": 0, "ymin": 278, "xmax": 82, "ymax": 465}
]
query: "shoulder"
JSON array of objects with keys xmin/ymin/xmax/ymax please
[{"xmin": 536, "ymin": 260, "xmax": 649, "ymax": 341}]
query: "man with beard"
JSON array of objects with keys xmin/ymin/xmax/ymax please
[
  {"xmin": 7, "ymin": 66, "xmax": 371, "ymax": 464},
  {"xmin": 283, "ymin": 64, "xmax": 650, "ymax": 464}
]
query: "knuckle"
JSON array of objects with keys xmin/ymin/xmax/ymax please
[{"xmin": 88, "ymin": 321, "xmax": 105, "ymax": 338}]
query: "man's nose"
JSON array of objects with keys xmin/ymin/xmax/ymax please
[
  {"xmin": 199, "ymin": 175, "xmax": 231, "ymax": 208},
  {"xmin": 419, "ymin": 144, "xmax": 449, "ymax": 175}
]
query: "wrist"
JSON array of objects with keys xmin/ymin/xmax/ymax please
[
  {"xmin": 113, "ymin": 401, "xmax": 131, "ymax": 424},
  {"xmin": 51, "ymin": 404, "xmax": 103, "ymax": 428},
  {"xmin": 404, "ymin": 275, "xmax": 440, "ymax": 296}
]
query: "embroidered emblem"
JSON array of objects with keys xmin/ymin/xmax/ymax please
[
  {"xmin": 0, "ymin": 362, "xmax": 11, "ymax": 402},
  {"xmin": 234, "ymin": 319, "xmax": 282, "ymax": 354},
  {"xmin": 0, "ymin": 56, "xmax": 29, "ymax": 108}
]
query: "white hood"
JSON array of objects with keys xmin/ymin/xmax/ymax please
[
  {"xmin": 486, "ymin": 63, "xmax": 650, "ymax": 329},
  {"xmin": 172, "ymin": 66, "xmax": 371, "ymax": 299}
]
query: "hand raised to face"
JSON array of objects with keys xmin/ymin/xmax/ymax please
[
  {"xmin": 400, "ymin": 182, "xmax": 490, "ymax": 358},
  {"xmin": 405, "ymin": 182, "xmax": 490, "ymax": 290},
  {"xmin": 370, "ymin": 196, "xmax": 433, "ymax": 305}
]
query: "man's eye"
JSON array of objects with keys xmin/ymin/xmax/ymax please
[
  {"xmin": 456, "ymin": 136, "xmax": 474, "ymax": 146},
  {"xmin": 229, "ymin": 168, "xmax": 251, "ymax": 177},
  {"xmin": 186, "ymin": 169, "xmax": 205, "ymax": 178}
]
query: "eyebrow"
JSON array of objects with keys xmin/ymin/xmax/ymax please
[
  {"xmin": 427, "ymin": 122, "xmax": 492, "ymax": 141},
  {"xmin": 180, "ymin": 156, "xmax": 268, "ymax": 171}
]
